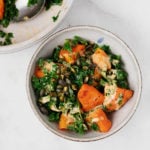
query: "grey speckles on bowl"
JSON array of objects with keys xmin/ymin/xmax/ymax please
[{"xmin": 26, "ymin": 26, "xmax": 142, "ymax": 142}]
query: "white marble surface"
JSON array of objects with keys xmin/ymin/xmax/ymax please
[{"xmin": 0, "ymin": 0, "xmax": 149, "ymax": 149}]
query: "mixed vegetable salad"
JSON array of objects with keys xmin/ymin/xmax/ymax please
[
  {"xmin": 32, "ymin": 36, "xmax": 134, "ymax": 134},
  {"xmin": 0, "ymin": 0, "xmax": 63, "ymax": 46}
]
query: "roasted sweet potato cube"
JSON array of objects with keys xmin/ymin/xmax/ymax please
[
  {"xmin": 78, "ymin": 84, "xmax": 104, "ymax": 112},
  {"xmin": 59, "ymin": 114, "xmax": 74, "ymax": 130},
  {"xmin": 59, "ymin": 50, "xmax": 77, "ymax": 64},
  {"xmin": 93, "ymin": 67, "xmax": 101, "ymax": 80},
  {"xmin": 72, "ymin": 44, "xmax": 85, "ymax": 56},
  {"xmin": 0, "ymin": 0, "xmax": 4, "ymax": 20},
  {"xmin": 86, "ymin": 108, "xmax": 112, "ymax": 132},
  {"xmin": 92, "ymin": 48, "xmax": 111, "ymax": 70},
  {"xmin": 103, "ymin": 84, "xmax": 134, "ymax": 111},
  {"xmin": 34, "ymin": 66, "xmax": 45, "ymax": 78}
]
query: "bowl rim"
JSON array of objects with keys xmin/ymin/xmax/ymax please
[
  {"xmin": 0, "ymin": 0, "xmax": 74, "ymax": 54},
  {"xmin": 26, "ymin": 25, "xmax": 142, "ymax": 142}
]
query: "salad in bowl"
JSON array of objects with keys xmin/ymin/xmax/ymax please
[{"xmin": 26, "ymin": 26, "xmax": 141, "ymax": 141}]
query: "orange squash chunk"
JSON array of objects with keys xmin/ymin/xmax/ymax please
[
  {"xmin": 59, "ymin": 50, "xmax": 77, "ymax": 64},
  {"xmin": 93, "ymin": 67, "xmax": 101, "ymax": 80},
  {"xmin": 0, "ymin": 0, "xmax": 4, "ymax": 20},
  {"xmin": 59, "ymin": 114, "xmax": 74, "ymax": 130},
  {"xmin": 72, "ymin": 44, "xmax": 85, "ymax": 56},
  {"xmin": 103, "ymin": 85, "xmax": 134, "ymax": 111},
  {"xmin": 86, "ymin": 108, "xmax": 112, "ymax": 132},
  {"xmin": 34, "ymin": 66, "xmax": 45, "ymax": 78},
  {"xmin": 92, "ymin": 48, "xmax": 111, "ymax": 70},
  {"xmin": 78, "ymin": 84, "xmax": 104, "ymax": 112}
]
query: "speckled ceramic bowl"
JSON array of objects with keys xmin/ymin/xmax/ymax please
[
  {"xmin": 0, "ymin": 0, "xmax": 74, "ymax": 53},
  {"xmin": 26, "ymin": 26, "xmax": 142, "ymax": 142}
]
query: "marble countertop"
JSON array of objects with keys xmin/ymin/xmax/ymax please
[{"xmin": 0, "ymin": 0, "xmax": 149, "ymax": 149}]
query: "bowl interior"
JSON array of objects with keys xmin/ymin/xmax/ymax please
[{"xmin": 27, "ymin": 26, "xmax": 142, "ymax": 141}]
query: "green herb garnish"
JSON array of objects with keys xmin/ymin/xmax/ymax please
[
  {"xmin": 28, "ymin": 0, "xmax": 38, "ymax": 6},
  {"xmin": 91, "ymin": 123, "xmax": 99, "ymax": 131},
  {"xmin": 52, "ymin": 11, "xmax": 61, "ymax": 22},
  {"xmin": 45, "ymin": 0, "xmax": 63, "ymax": 10},
  {"xmin": 0, "ymin": 30, "xmax": 14, "ymax": 46}
]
